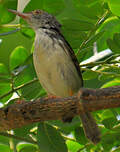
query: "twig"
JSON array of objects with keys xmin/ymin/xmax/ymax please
[
  {"xmin": 0, "ymin": 132, "xmax": 37, "ymax": 144},
  {"xmin": 0, "ymin": 29, "xmax": 20, "ymax": 36},
  {"xmin": 0, "ymin": 78, "xmax": 38, "ymax": 100}
]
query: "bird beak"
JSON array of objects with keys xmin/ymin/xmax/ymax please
[{"xmin": 8, "ymin": 9, "xmax": 31, "ymax": 20}]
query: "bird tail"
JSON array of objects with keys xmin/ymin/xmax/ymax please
[{"xmin": 80, "ymin": 112, "xmax": 101, "ymax": 144}]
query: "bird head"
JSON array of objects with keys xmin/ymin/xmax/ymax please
[{"xmin": 8, "ymin": 9, "xmax": 61, "ymax": 31}]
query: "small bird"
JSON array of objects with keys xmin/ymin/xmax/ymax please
[{"xmin": 8, "ymin": 9, "xmax": 101, "ymax": 144}]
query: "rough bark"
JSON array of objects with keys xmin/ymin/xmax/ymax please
[{"xmin": 0, "ymin": 86, "xmax": 120, "ymax": 131}]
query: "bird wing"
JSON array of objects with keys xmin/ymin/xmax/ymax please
[{"xmin": 59, "ymin": 32, "xmax": 83, "ymax": 86}]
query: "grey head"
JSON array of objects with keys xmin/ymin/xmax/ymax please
[{"xmin": 8, "ymin": 9, "xmax": 61, "ymax": 31}]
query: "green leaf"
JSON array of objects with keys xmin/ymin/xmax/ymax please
[
  {"xmin": 97, "ymin": 17, "xmax": 120, "ymax": 51},
  {"xmin": 73, "ymin": 1, "xmax": 100, "ymax": 20},
  {"xmin": 21, "ymin": 80, "xmax": 45, "ymax": 100},
  {"xmin": 73, "ymin": 0, "xmax": 99, "ymax": 6},
  {"xmin": 0, "ymin": 135, "xmax": 10, "ymax": 146},
  {"xmin": 62, "ymin": 29, "xmax": 86, "ymax": 49},
  {"xmin": 99, "ymin": 66, "xmax": 120, "ymax": 81},
  {"xmin": 85, "ymin": 31, "xmax": 105, "ymax": 48},
  {"xmin": 100, "ymin": 109, "xmax": 115, "ymax": 120},
  {"xmin": 43, "ymin": 0, "xmax": 65, "ymax": 15},
  {"xmin": 0, "ymin": 63, "xmax": 10, "ymax": 83},
  {"xmin": 77, "ymin": 46, "xmax": 93, "ymax": 63},
  {"xmin": 14, "ymin": 64, "xmax": 35, "ymax": 86},
  {"xmin": 13, "ymin": 63, "xmax": 45, "ymax": 100},
  {"xmin": 14, "ymin": 124, "xmax": 36, "ymax": 141},
  {"xmin": 107, "ymin": 0, "xmax": 120, "ymax": 16},
  {"xmin": 37, "ymin": 122, "xmax": 67, "ymax": 152},
  {"xmin": 21, "ymin": 28, "xmax": 35, "ymax": 39},
  {"xmin": 101, "ymin": 79, "xmax": 120, "ymax": 88},
  {"xmin": 83, "ymin": 69, "xmax": 98, "ymax": 80},
  {"xmin": 107, "ymin": 38, "xmax": 120, "ymax": 54},
  {"xmin": 23, "ymin": 0, "xmax": 43, "ymax": 12},
  {"xmin": 66, "ymin": 140, "xmax": 83, "ymax": 152},
  {"xmin": 9, "ymin": 46, "xmax": 29, "ymax": 71},
  {"xmin": 113, "ymin": 33, "xmax": 120, "ymax": 48},
  {"xmin": 2, "ymin": 0, "xmax": 17, "ymax": 10},
  {"xmin": 0, "ymin": 144, "xmax": 11, "ymax": 152},
  {"xmin": 17, "ymin": 143, "xmax": 38, "ymax": 152},
  {"xmin": 101, "ymin": 132, "xmax": 120, "ymax": 151},
  {"xmin": 0, "ymin": 83, "xmax": 12, "ymax": 103},
  {"xmin": 102, "ymin": 117, "xmax": 117, "ymax": 129},
  {"xmin": 0, "ymin": 4, "xmax": 16, "ymax": 24},
  {"xmin": 0, "ymin": 63, "xmax": 9, "ymax": 75},
  {"xmin": 49, "ymin": 117, "xmax": 81, "ymax": 135},
  {"xmin": 74, "ymin": 127, "xmax": 88, "ymax": 145},
  {"xmin": 61, "ymin": 19, "xmax": 94, "ymax": 31}
]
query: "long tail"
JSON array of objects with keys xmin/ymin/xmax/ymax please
[{"xmin": 80, "ymin": 112, "xmax": 101, "ymax": 144}]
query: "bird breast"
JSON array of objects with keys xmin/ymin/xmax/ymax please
[{"xmin": 33, "ymin": 29, "xmax": 82, "ymax": 97}]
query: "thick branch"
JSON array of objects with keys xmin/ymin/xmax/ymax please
[{"xmin": 0, "ymin": 86, "xmax": 120, "ymax": 131}]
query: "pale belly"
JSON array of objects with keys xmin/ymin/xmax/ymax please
[{"xmin": 33, "ymin": 32, "xmax": 82, "ymax": 97}]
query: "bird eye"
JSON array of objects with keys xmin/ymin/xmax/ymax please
[{"xmin": 33, "ymin": 10, "xmax": 43, "ymax": 15}]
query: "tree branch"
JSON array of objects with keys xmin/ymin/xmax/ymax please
[{"xmin": 0, "ymin": 86, "xmax": 120, "ymax": 131}]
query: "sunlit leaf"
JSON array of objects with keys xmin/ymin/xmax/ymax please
[
  {"xmin": 37, "ymin": 122, "xmax": 67, "ymax": 152},
  {"xmin": 9, "ymin": 46, "xmax": 29, "ymax": 71}
]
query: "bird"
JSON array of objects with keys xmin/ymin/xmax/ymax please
[{"xmin": 8, "ymin": 9, "xmax": 101, "ymax": 144}]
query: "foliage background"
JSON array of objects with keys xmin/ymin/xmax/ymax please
[{"xmin": 0, "ymin": 0, "xmax": 120, "ymax": 151}]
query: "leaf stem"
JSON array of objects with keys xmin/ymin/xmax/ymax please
[
  {"xmin": 0, "ymin": 24, "xmax": 21, "ymax": 28},
  {"xmin": 0, "ymin": 132, "xmax": 37, "ymax": 144},
  {"xmin": 0, "ymin": 79, "xmax": 38, "ymax": 100},
  {"xmin": 76, "ymin": 10, "xmax": 109, "ymax": 55}
]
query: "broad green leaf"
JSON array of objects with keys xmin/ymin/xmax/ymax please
[
  {"xmin": 73, "ymin": 1, "xmax": 100, "ymax": 20},
  {"xmin": 0, "ymin": 144, "xmax": 11, "ymax": 152},
  {"xmin": 101, "ymin": 79, "xmax": 120, "ymax": 88},
  {"xmin": 0, "ymin": 4, "xmax": 16, "ymax": 24},
  {"xmin": 100, "ymin": 109, "xmax": 115, "ymax": 120},
  {"xmin": 13, "ymin": 63, "xmax": 44, "ymax": 100},
  {"xmin": 99, "ymin": 66, "xmax": 120, "ymax": 81},
  {"xmin": 83, "ymin": 69, "xmax": 98, "ymax": 80},
  {"xmin": 2, "ymin": 0, "xmax": 17, "ymax": 10},
  {"xmin": 101, "ymin": 131, "xmax": 120, "ymax": 151},
  {"xmin": 99, "ymin": 73, "xmax": 114, "ymax": 81},
  {"xmin": 102, "ymin": 117, "xmax": 117, "ymax": 129},
  {"xmin": 66, "ymin": 140, "xmax": 83, "ymax": 152},
  {"xmin": 37, "ymin": 122, "xmax": 67, "ymax": 152},
  {"xmin": 14, "ymin": 64, "xmax": 35, "ymax": 86},
  {"xmin": 85, "ymin": 31, "xmax": 104, "ymax": 48},
  {"xmin": 107, "ymin": 0, "xmax": 120, "ymax": 16},
  {"xmin": 0, "ymin": 135, "xmax": 10, "ymax": 146},
  {"xmin": 97, "ymin": 17, "xmax": 120, "ymax": 51},
  {"xmin": 21, "ymin": 28, "xmax": 35, "ymax": 39},
  {"xmin": 23, "ymin": 0, "xmax": 43, "ymax": 12},
  {"xmin": 43, "ymin": 0, "xmax": 65, "ymax": 15},
  {"xmin": 17, "ymin": 143, "xmax": 38, "ymax": 152},
  {"xmin": 77, "ymin": 46, "xmax": 93, "ymax": 63},
  {"xmin": 0, "ymin": 64, "xmax": 10, "ymax": 83},
  {"xmin": 107, "ymin": 38, "xmax": 120, "ymax": 54},
  {"xmin": 62, "ymin": 29, "xmax": 86, "ymax": 49},
  {"xmin": 14, "ymin": 124, "xmax": 36, "ymax": 141},
  {"xmin": 9, "ymin": 46, "xmax": 29, "ymax": 71},
  {"xmin": 113, "ymin": 33, "xmax": 120, "ymax": 48},
  {"xmin": 73, "ymin": 0, "xmax": 99, "ymax": 6},
  {"xmin": 61, "ymin": 19, "xmax": 94, "ymax": 31},
  {"xmin": 21, "ymin": 80, "xmax": 45, "ymax": 100},
  {"xmin": 48, "ymin": 117, "xmax": 81, "ymax": 135},
  {"xmin": 74, "ymin": 127, "xmax": 88, "ymax": 145},
  {"xmin": 0, "ymin": 83, "xmax": 12, "ymax": 103},
  {"xmin": 0, "ymin": 63, "xmax": 8, "ymax": 75}
]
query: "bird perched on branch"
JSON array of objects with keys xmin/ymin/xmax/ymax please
[{"xmin": 8, "ymin": 9, "xmax": 101, "ymax": 144}]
